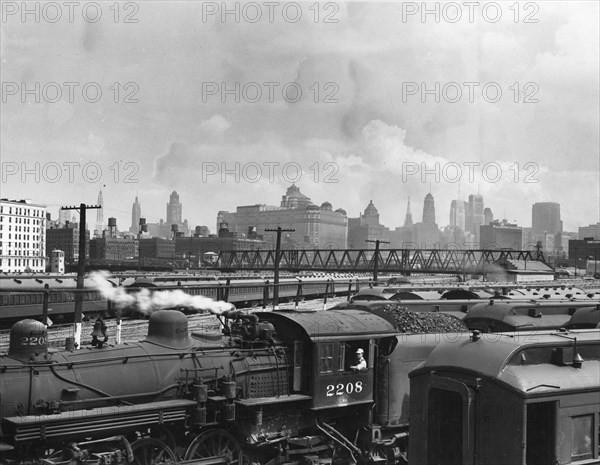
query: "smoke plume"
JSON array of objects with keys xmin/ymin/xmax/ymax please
[{"xmin": 90, "ymin": 271, "xmax": 235, "ymax": 315}]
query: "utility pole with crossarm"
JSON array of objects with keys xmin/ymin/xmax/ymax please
[
  {"xmin": 366, "ymin": 238, "xmax": 389, "ymax": 283},
  {"xmin": 265, "ymin": 227, "xmax": 295, "ymax": 308},
  {"xmin": 61, "ymin": 203, "xmax": 101, "ymax": 348}
]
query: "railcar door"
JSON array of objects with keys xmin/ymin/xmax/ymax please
[
  {"xmin": 426, "ymin": 376, "xmax": 476, "ymax": 465},
  {"xmin": 312, "ymin": 339, "xmax": 374, "ymax": 409}
]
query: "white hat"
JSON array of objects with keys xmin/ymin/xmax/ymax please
[{"xmin": 356, "ymin": 348, "xmax": 364, "ymax": 354}]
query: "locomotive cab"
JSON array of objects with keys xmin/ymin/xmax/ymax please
[{"xmin": 256, "ymin": 309, "xmax": 397, "ymax": 412}]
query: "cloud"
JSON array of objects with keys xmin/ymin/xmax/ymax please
[{"xmin": 1, "ymin": 2, "xmax": 598, "ymax": 231}]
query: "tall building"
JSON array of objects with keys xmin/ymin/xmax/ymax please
[
  {"xmin": 391, "ymin": 197, "xmax": 415, "ymax": 248},
  {"xmin": 46, "ymin": 222, "xmax": 89, "ymax": 264},
  {"xmin": 483, "ymin": 207, "xmax": 494, "ymax": 225},
  {"xmin": 480, "ymin": 220, "xmax": 522, "ymax": 250},
  {"xmin": 466, "ymin": 194, "xmax": 484, "ymax": 243},
  {"xmin": 532, "ymin": 202, "xmax": 562, "ymax": 235},
  {"xmin": 167, "ymin": 191, "xmax": 182, "ymax": 225},
  {"xmin": 58, "ymin": 207, "xmax": 71, "ymax": 225},
  {"xmin": 0, "ymin": 199, "xmax": 47, "ymax": 272},
  {"xmin": 348, "ymin": 201, "xmax": 390, "ymax": 249},
  {"xmin": 422, "ymin": 193, "xmax": 436, "ymax": 225},
  {"xmin": 403, "ymin": 196, "xmax": 413, "ymax": 228},
  {"xmin": 147, "ymin": 192, "xmax": 189, "ymax": 239},
  {"xmin": 449, "ymin": 199, "xmax": 466, "ymax": 231},
  {"xmin": 532, "ymin": 202, "xmax": 562, "ymax": 252},
  {"xmin": 130, "ymin": 196, "xmax": 141, "ymax": 234},
  {"xmin": 95, "ymin": 190, "xmax": 104, "ymax": 235},
  {"xmin": 578, "ymin": 223, "xmax": 600, "ymax": 240},
  {"xmin": 413, "ymin": 193, "xmax": 440, "ymax": 248},
  {"xmin": 217, "ymin": 185, "xmax": 347, "ymax": 249}
]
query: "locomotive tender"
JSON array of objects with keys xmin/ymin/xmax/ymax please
[{"xmin": 1, "ymin": 306, "xmax": 598, "ymax": 464}]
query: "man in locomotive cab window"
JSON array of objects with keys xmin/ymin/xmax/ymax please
[{"xmin": 350, "ymin": 348, "xmax": 367, "ymax": 371}]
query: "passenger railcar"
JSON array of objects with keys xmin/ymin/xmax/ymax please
[
  {"xmin": 0, "ymin": 275, "xmax": 370, "ymax": 323},
  {"xmin": 127, "ymin": 275, "xmax": 370, "ymax": 306},
  {"xmin": 409, "ymin": 328, "xmax": 600, "ymax": 464},
  {"xmin": 0, "ymin": 277, "xmax": 123, "ymax": 323}
]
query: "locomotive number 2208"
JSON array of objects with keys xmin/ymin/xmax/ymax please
[{"xmin": 326, "ymin": 381, "xmax": 363, "ymax": 397}]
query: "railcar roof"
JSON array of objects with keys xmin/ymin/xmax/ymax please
[
  {"xmin": 467, "ymin": 300, "xmax": 595, "ymax": 316},
  {"xmin": 257, "ymin": 309, "xmax": 397, "ymax": 341},
  {"xmin": 0, "ymin": 277, "xmax": 118, "ymax": 290},
  {"xmin": 411, "ymin": 329, "xmax": 600, "ymax": 393},
  {"xmin": 565, "ymin": 305, "xmax": 600, "ymax": 328}
]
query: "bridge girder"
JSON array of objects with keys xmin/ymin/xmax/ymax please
[{"xmin": 213, "ymin": 249, "xmax": 545, "ymax": 274}]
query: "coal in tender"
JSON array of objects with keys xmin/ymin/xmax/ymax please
[{"xmin": 377, "ymin": 302, "xmax": 467, "ymax": 333}]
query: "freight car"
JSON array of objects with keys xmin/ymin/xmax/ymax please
[{"xmin": 409, "ymin": 328, "xmax": 600, "ymax": 465}]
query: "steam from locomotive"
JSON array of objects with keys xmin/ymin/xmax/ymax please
[{"xmin": 89, "ymin": 271, "xmax": 234, "ymax": 315}]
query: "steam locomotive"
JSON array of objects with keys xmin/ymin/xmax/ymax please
[{"xmin": 1, "ymin": 307, "xmax": 599, "ymax": 464}]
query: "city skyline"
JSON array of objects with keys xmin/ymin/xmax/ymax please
[
  {"xmin": 34, "ymin": 184, "xmax": 598, "ymax": 236},
  {"xmin": 1, "ymin": 2, "xmax": 598, "ymax": 234}
]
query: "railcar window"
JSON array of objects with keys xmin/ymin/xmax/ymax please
[
  {"xmin": 338, "ymin": 344, "xmax": 346, "ymax": 371},
  {"xmin": 571, "ymin": 415, "xmax": 593, "ymax": 461},
  {"xmin": 319, "ymin": 343, "xmax": 334, "ymax": 373},
  {"xmin": 508, "ymin": 344, "xmax": 600, "ymax": 365}
]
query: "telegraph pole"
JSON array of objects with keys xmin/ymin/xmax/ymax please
[
  {"xmin": 366, "ymin": 239, "xmax": 389, "ymax": 283},
  {"xmin": 61, "ymin": 203, "xmax": 100, "ymax": 348},
  {"xmin": 265, "ymin": 227, "xmax": 294, "ymax": 308}
]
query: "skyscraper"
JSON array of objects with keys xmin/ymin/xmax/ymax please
[
  {"xmin": 362, "ymin": 200, "xmax": 380, "ymax": 227},
  {"xmin": 348, "ymin": 200, "xmax": 390, "ymax": 249},
  {"xmin": 413, "ymin": 193, "xmax": 439, "ymax": 248},
  {"xmin": 167, "ymin": 191, "xmax": 182, "ymax": 224},
  {"xmin": 484, "ymin": 207, "xmax": 494, "ymax": 226},
  {"xmin": 422, "ymin": 193, "xmax": 436, "ymax": 225},
  {"xmin": 130, "ymin": 196, "xmax": 141, "ymax": 234},
  {"xmin": 95, "ymin": 190, "xmax": 104, "ymax": 234},
  {"xmin": 532, "ymin": 202, "xmax": 562, "ymax": 252},
  {"xmin": 403, "ymin": 196, "xmax": 413, "ymax": 228},
  {"xmin": 532, "ymin": 202, "xmax": 562, "ymax": 235},
  {"xmin": 449, "ymin": 200, "xmax": 466, "ymax": 231},
  {"xmin": 466, "ymin": 194, "xmax": 484, "ymax": 238}
]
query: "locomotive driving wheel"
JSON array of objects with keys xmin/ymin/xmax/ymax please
[
  {"xmin": 128, "ymin": 438, "xmax": 177, "ymax": 464},
  {"xmin": 184, "ymin": 429, "xmax": 242, "ymax": 464}
]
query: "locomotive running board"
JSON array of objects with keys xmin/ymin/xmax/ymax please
[{"xmin": 3, "ymin": 399, "xmax": 197, "ymax": 442}]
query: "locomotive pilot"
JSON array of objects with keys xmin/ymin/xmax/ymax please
[{"xmin": 350, "ymin": 348, "xmax": 367, "ymax": 371}]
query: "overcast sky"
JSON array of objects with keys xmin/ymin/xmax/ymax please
[{"xmin": 1, "ymin": 1, "xmax": 599, "ymax": 232}]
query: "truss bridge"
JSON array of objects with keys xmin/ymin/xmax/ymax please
[{"xmin": 214, "ymin": 248, "xmax": 545, "ymax": 274}]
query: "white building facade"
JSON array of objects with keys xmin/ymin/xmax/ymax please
[{"xmin": 0, "ymin": 199, "xmax": 47, "ymax": 272}]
